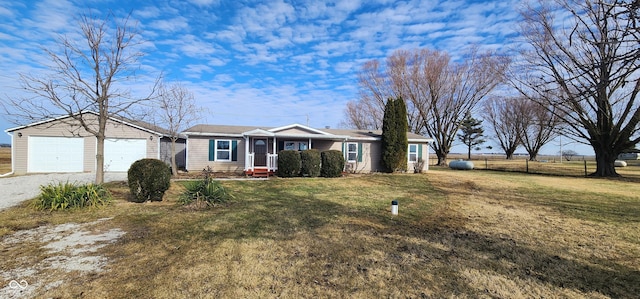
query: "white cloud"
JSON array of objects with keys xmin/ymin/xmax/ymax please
[{"xmin": 148, "ymin": 16, "xmax": 190, "ymax": 32}]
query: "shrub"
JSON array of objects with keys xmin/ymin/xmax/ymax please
[
  {"xmin": 127, "ymin": 158, "xmax": 171, "ymax": 202},
  {"xmin": 277, "ymin": 150, "xmax": 301, "ymax": 177},
  {"xmin": 33, "ymin": 182, "xmax": 112, "ymax": 211},
  {"xmin": 321, "ymin": 150, "xmax": 345, "ymax": 178},
  {"xmin": 179, "ymin": 167, "xmax": 233, "ymax": 208},
  {"xmin": 300, "ymin": 149, "xmax": 321, "ymax": 177}
]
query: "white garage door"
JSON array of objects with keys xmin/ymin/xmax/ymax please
[
  {"xmin": 104, "ymin": 138, "xmax": 147, "ymax": 172},
  {"xmin": 28, "ymin": 136, "xmax": 84, "ymax": 173}
]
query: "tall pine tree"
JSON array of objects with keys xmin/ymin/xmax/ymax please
[
  {"xmin": 381, "ymin": 98, "xmax": 397, "ymax": 173},
  {"xmin": 394, "ymin": 97, "xmax": 408, "ymax": 172},
  {"xmin": 457, "ymin": 111, "xmax": 485, "ymax": 160}
]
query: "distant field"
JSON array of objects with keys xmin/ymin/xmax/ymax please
[
  {"xmin": 0, "ymin": 147, "xmax": 10, "ymax": 174},
  {"xmin": 432, "ymin": 153, "xmax": 640, "ymax": 179}
]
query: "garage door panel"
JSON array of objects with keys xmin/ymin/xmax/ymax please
[
  {"xmin": 104, "ymin": 139, "xmax": 147, "ymax": 172},
  {"xmin": 28, "ymin": 137, "xmax": 84, "ymax": 173}
]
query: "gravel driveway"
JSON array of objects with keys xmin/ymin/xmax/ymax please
[{"xmin": 0, "ymin": 173, "xmax": 128, "ymax": 211}]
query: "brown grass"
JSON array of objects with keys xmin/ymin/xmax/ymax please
[
  {"xmin": 1, "ymin": 171, "xmax": 639, "ymax": 298},
  {"xmin": 0, "ymin": 147, "xmax": 10, "ymax": 174}
]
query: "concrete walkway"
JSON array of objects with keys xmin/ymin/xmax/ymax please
[{"xmin": 0, "ymin": 173, "xmax": 127, "ymax": 211}]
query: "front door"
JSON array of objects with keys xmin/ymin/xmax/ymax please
[{"xmin": 254, "ymin": 139, "xmax": 267, "ymax": 167}]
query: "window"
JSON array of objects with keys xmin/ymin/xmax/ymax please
[
  {"xmin": 347, "ymin": 143, "xmax": 358, "ymax": 162},
  {"xmin": 209, "ymin": 139, "xmax": 237, "ymax": 161},
  {"xmin": 216, "ymin": 140, "xmax": 231, "ymax": 161},
  {"xmin": 408, "ymin": 144, "xmax": 418, "ymax": 162},
  {"xmin": 284, "ymin": 141, "xmax": 308, "ymax": 151}
]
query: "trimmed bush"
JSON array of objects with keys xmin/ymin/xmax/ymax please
[
  {"xmin": 321, "ymin": 150, "xmax": 345, "ymax": 178},
  {"xmin": 127, "ymin": 158, "xmax": 171, "ymax": 202},
  {"xmin": 277, "ymin": 150, "xmax": 301, "ymax": 177},
  {"xmin": 300, "ymin": 149, "xmax": 321, "ymax": 177},
  {"xmin": 33, "ymin": 182, "xmax": 112, "ymax": 211}
]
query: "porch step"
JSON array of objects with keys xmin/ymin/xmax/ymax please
[{"xmin": 252, "ymin": 168, "xmax": 269, "ymax": 178}]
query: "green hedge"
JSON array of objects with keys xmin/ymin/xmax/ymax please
[
  {"xmin": 277, "ymin": 150, "xmax": 301, "ymax": 177},
  {"xmin": 321, "ymin": 150, "xmax": 345, "ymax": 178},
  {"xmin": 127, "ymin": 158, "xmax": 171, "ymax": 202},
  {"xmin": 300, "ymin": 149, "xmax": 321, "ymax": 177}
]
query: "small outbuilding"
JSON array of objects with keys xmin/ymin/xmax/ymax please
[{"xmin": 4, "ymin": 111, "xmax": 185, "ymax": 174}]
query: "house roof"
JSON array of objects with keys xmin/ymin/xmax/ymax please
[
  {"xmin": 183, "ymin": 124, "xmax": 433, "ymax": 143},
  {"xmin": 4, "ymin": 111, "xmax": 182, "ymax": 138}
]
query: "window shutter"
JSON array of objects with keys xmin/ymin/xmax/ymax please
[
  {"xmin": 232, "ymin": 140, "xmax": 238, "ymax": 161},
  {"xmin": 209, "ymin": 140, "xmax": 215, "ymax": 161},
  {"xmin": 418, "ymin": 144, "xmax": 423, "ymax": 159},
  {"xmin": 357, "ymin": 143, "xmax": 363, "ymax": 162}
]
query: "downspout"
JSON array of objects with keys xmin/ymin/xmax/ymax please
[
  {"xmin": 156, "ymin": 135, "xmax": 161, "ymax": 160},
  {"xmin": 1, "ymin": 131, "xmax": 14, "ymax": 177}
]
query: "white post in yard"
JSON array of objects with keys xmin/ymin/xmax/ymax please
[{"xmin": 391, "ymin": 200, "xmax": 398, "ymax": 215}]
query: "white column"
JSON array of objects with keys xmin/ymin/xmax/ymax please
[{"xmin": 244, "ymin": 135, "xmax": 250, "ymax": 171}]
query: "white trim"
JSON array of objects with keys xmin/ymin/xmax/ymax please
[
  {"xmin": 214, "ymin": 139, "xmax": 232, "ymax": 162},
  {"xmin": 346, "ymin": 142, "xmax": 358, "ymax": 162},
  {"xmin": 184, "ymin": 132, "xmax": 243, "ymax": 137},
  {"xmin": 408, "ymin": 144, "xmax": 419, "ymax": 163},
  {"xmin": 269, "ymin": 123, "xmax": 331, "ymax": 135},
  {"xmin": 243, "ymin": 128, "xmax": 275, "ymax": 137},
  {"xmin": 4, "ymin": 111, "xmax": 165, "ymax": 137},
  {"xmin": 185, "ymin": 138, "xmax": 190, "ymax": 170}
]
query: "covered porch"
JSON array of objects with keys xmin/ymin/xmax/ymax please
[{"xmin": 242, "ymin": 127, "xmax": 348, "ymax": 177}]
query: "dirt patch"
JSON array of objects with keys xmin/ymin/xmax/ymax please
[{"xmin": 0, "ymin": 218, "xmax": 125, "ymax": 298}]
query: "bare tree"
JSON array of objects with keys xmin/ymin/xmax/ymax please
[
  {"xmin": 154, "ymin": 82, "xmax": 201, "ymax": 176},
  {"xmin": 346, "ymin": 48, "xmax": 509, "ymax": 165},
  {"xmin": 416, "ymin": 48, "xmax": 510, "ymax": 165},
  {"xmin": 517, "ymin": 96, "xmax": 561, "ymax": 161},
  {"xmin": 482, "ymin": 97, "xmax": 522, "ymax": 159},
  {"xmin": 0, "ymin": 12, "xmax": 157, "ymax": 184},
  {"xmin": 515, "ymin": 0, "xmax": 640, "ymax": 176}
]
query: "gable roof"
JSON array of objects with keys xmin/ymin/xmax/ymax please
[{"xmin": 4, "ymin": 111, "xmax": 174, "ymax": 137}]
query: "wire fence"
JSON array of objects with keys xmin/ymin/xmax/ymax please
[{"xmin": 430, "ymin": 154, "xmax": 640, "ymax": 178}]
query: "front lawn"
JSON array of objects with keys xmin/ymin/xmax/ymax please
[{"xmin": 1, "ymin": 171, "xmax": 639, "ymax": 298}]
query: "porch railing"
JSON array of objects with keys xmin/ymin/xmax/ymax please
[
  {"xmin": 245, "ymin": 153, "xmax": 254, "ymax": 172},
  {"xmin": 245, "ymin": 152, "xmax": 278, "ymax": 172},
  {"xmin": 268, "ymin": 154, "xmax": 278, "ymax": 172}
]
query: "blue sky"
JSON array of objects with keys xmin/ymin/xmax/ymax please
[{"xmin": 0, "ymin": 0, "xmax": 584, "ymax": 155}]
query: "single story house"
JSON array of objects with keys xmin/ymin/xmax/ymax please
[
  {"xmin": 183, "ymin": 123, "xmax": 433, "ymax": 176},
  {"xmin": 4, "ymin": 111, "xmax": 185, "ymax": 174}
]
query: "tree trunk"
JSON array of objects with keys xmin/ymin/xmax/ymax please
[
  {"xmin": 592, "ymin": 147, "xmax": 619, "ymax": 177},
  {"xmin": 95, "ymin": 135, "xmax": 105, "ymax": 184},
  {"xmin": 467, "ymin": 145, "xmax": 471, "ymax": 160},
  {"xmin": 505, "ymin": 148, "xmax": 516, "ymax": 160},
  {"xmin": 436, "ymin": 150, "xmax": 448, "ymax": 166},
  {"xmin": 171, "ymin": 138, "xmax": 178, "ymax": 176}
]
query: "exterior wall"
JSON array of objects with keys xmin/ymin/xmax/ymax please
[
  {"xmin": 10, "ymin": 115, "xmax": 161, "ymax": 174},
  {"xmin": 345, "ymin": 141, "xmax": 382, "ymax": 173},
  {"xmin": 186, "ymin": 136, "xmax": 245, "ymax": 173},
  {"xmin": 160, "ymin": 138, "xmax": 186, "ymax": 169}
]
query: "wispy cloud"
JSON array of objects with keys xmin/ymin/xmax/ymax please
[{"xmin": 0, "ymin": 0, "xmax": 526, "ymax": 145}]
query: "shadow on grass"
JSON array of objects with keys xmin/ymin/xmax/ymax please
[{"xmin": 194, "ymin": 178, "xmax": 640, "ymax": 298}]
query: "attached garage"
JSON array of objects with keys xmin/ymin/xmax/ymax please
[
  {"xmin": 4, "ymin": 112, "xmax": 175, "ymax": 175},
  {"xmin": 27, "ymin": 136, "xmax": 84, "ymax": 173},
  {"xmin": 104, "ymin": 138, "xmax": 147, "ymax": 172}
]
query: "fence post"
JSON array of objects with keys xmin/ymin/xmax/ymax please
[
  {"xmin": 584, "ymin": 160, "xmax": 587, "ymax": 177},
  {"xmin": 526, "ymin": 159, "xmax": 529, "ymax": 173},
  {"xmin": 485, "ymin": 158, "xmax": 488, "ymax": 170}
]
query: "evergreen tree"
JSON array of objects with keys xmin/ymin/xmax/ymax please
[
  {"xmin": 394, "ymin": 97, "xmax": 409, "ymax": 172},
  {"xmin": 457, "ymin": 111, "xmax": 485, "ymax": 160},
  {"xmin": 381, "ymin": 98, "xmax": 397, "ymax": 173}
]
